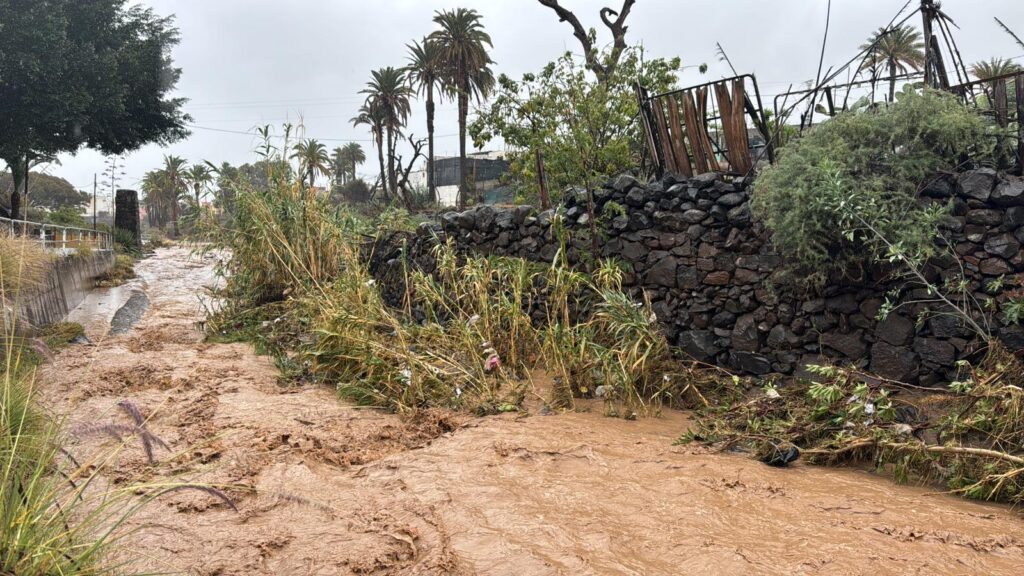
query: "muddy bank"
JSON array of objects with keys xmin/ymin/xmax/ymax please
[{"xmin": 38, "ymin": 247, "xmax": 1024, "ymax": 575}]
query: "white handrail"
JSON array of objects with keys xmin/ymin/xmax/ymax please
[{"xmin": 1, "ymin": 216, "xmax": 113, "ymax": 251}]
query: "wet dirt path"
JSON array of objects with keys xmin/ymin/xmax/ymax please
[{"xmin": 39, "ymin": 247, "xmax": 1024, "ymax": 575}]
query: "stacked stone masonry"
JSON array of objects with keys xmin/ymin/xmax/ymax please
[{"xmin": 419, "ymin": 169, "xmax": 1024, "ymax": 383}]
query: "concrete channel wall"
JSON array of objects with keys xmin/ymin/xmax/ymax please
[{"xmin": 14, "ymin": 251, "xmax": 115, "ymax": 329}]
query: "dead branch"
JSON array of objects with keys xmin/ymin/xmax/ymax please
[
  {"xmin": 395, "ymin": 134, "xmax": 427, "ymax": 208},
  {"xmin": 537, "ymin": 0, "xmax": 635, "ymax": 83},
  {"xmin": 804, "ymin": 440, "xmax": 1024, "ymax": 466}
]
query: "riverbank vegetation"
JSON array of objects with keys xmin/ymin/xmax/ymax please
[{"xmin": 203, "ymin": 143, "xmax": 676, "ymax": 418}]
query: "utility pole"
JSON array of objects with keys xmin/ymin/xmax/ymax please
[
  {"xmin": 93, "ymin": 173, "xmax": 98, "ymax": 230},
  {"xmin": 920, "ymin": 0, "xmax": 949, "ymax": 89}
]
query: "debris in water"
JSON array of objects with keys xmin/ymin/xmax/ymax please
[{"xmin": 761, "ymin": 443, "xmax": 800, "ymax": 467}]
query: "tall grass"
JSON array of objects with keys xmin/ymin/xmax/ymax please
[
  {"xmin": 203, "ymin": 129, "xmax": 676, "ymax": 416},
  {"xmin": 0, "ymin": 235, "xmax": 53, "ymax": 296}
]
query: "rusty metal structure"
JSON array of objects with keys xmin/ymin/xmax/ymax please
[
  {"xmin": 636, "ymin": 74, "xmax": 773, "ymax": 177},
  {"xmin": 950, "ymin": 70, "xmax": 1024, "ymax": 168},
  {"xmin": 639, "ymin": 1, "xmax": 1023, "ymax": 174}
]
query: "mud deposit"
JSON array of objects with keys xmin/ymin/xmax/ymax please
[{"xmin": 38, "ymin": 247, "xmax": 1024, "ymax": 575}]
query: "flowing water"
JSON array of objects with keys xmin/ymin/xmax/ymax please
[{"xmin": 39, "ymin": 247, "xmax": 1024, "ymax": 575}]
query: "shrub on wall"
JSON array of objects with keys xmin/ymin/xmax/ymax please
[{"xmin": 752, "ymin": 87, "xmax": 1003, "ymax": 286}]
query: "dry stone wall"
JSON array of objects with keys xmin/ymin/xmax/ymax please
[{"xmin": 411, "ymin": 169, "xmax": 1024, "ymax": 383}]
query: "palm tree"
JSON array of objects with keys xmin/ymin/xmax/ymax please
[
  {"xmin": 290, "ymin": 138, "xmax": 331, "ymax": 190},
  {"xmin": 343, "ymin": 142, "xmax": 365, "ymax": 183},
  {"xmin": 406, "ymin": 37, "xmax": 446, "ymax": 203},
  {"xmin": 361, "ymin": 67, "xmax": 412, "ymax": 200},
  {"xmin": 184, "ymin": 164, "xmax": 213, "ymax": 205},
  {"xmin": 141, "ymin": 169, "xmax": 170, "ymax": 229},
  {"xmin": 970, "ymin": 57, "xmax": 1022, "ymax": 80},
  {"xmin": 859, "ymin": 24, "xmax": 926, "ymax": 103},
  {"xmin": 331, "ymin": 146, "xmax": 350, "ymax": 185},
  {"xmin": 430, "ymin": 8, "xmax": 495, "ymax": 208},
  {"xmin": 352, "ymin": 104, "xmax": 387, "ymax": 200},
  {"xmin": 162, "ymin": 155, "xmax": 187, "ymax": 237}
]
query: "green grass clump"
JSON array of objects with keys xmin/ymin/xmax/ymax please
[{"xmin": 96, "ymin": 255, "xmax": 136, "ymax": 288}]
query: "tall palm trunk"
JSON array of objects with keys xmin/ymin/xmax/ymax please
[
  {"xmin": 457, "ymin": 70, "xmax": 469, "ymax": 209},
  {"xmin": 171, "ymin": 190, "xmax": 180, "ymax": 238},
  {"xmin": 375, "ymin": 128, "xmax": 387, "ymax": 201},
  {"xmin": 426, "ymin": 83, "xmax": 436, "ymax": 204},
  {"xmin": 888, "ymin": 59, "xmax": 897, "ymax": 103},
  {"xmin": 386, "ymin": 126, "xmax": 397, "ymax": 201}
]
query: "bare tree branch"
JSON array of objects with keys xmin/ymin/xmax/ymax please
[
  {"xmin": 537, "ymin": 0, "xmax": 636, "ymax": 83},
  {"xmin": 395, "ymin": 134, "xmax": 427, "ymax": 208}
]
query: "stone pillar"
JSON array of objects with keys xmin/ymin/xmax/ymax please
[{"xmin": 114, "ymin": 189, "xmax": 141, "ymax": 250}]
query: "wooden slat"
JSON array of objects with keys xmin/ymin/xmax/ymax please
[
  {"xmin": 729, "ymin": 78, "xmax": 753, "ymax": 173},
  {"xmin": 994, "ymin": 78, "xmax": 1009, "ymax": 128},
  {"xmin": 695, "ymin": 87, "xmax": 720, "ymax": 172},
  {"xmin": 713, "ymin": 81, "xmax": 736, "ymax": 171},
  {"xmin": 665, "ymin": 94, "xmax": 693, "ymax": 176},
  {"xmin": 652, "ymin": 99, "xmax": 677, "ymax": 173},
  {"xmin": 715, "ymin": 78, "xmax": 751, "ymax": 173},
  {"xmin": 681, "ymin": 90, "xmax": 710, "ymax": 173}
]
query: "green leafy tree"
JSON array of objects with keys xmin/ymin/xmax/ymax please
[
  {"xmin": 0, "ymin": 0, "xmax": 189, "ymax": 219},
  {"xmin": 471, "ymin": 47, "xmax": 679, "ymax": 204},
  {"xmin": 46, "ymin": 206, "xmax": 87, "ymax": 227},
  {"xmin": 429, "ymin": 8, "xmax": 495, "ymax": 208},
  {"xmin": 406, "ymin": 37, "xmax": 447, "ymax": 203},
  {"xmin": 753, "ymin": 88, "xmax": 1000, "ymax": 287},
  {"xmin": 290, "ymin": 139, "xmax": 332, "ymax": 190},
  {"xmin": 0, "ymin": 171, "xmax": 89, "ymax": 212},
  {"xmin": 858, "ymin": 24, "xmax": 926, "ymax": 103},
  {"xmin": 361, "ymin": 68, "xmax": 412, "ymax": 202}
]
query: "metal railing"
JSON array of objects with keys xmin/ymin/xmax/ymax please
[{"xmin": 1, "ymin": 216, "xmax": 112, "ymax": 251}]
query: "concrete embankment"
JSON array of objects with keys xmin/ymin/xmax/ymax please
[{"xmin": 13, "ymin": 251, "xmax": 115, "ymax": 329}]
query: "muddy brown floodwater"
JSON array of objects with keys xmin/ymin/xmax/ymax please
[{"xmin": 39, "ymin": 247, "xmax": 1024, "ymax": 575}]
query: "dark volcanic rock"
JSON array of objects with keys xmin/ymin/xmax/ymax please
[
  {"xmin": 958, "ymin": 168, "xmax": 997, "ymax": 201},
  {"xmin": 730, "ymin": 351, "xmax": 772, "ymax": 375},
  {"xmin": 991, "ymin": 178, "xmax": 1024, "ymax": 207},
  {"xmin": 984, "ymin": 233, "xmax": 1021, "ymax": 259},
  {"xmin": 913, "ymin": 337, "xmax": 956, "ymax": 366},
  {"xmin": 870, "ymin": 342, "xmax": 919, "ymax": 382},
  {"xmin": 877, "ymin": 314, "xmax": 915, "ymax": 345},
  {"xmin": 679, "ymin": 330, "xmax": 721, "ymax": 361},
  {"xmin": 821, "ymin": 330, "xmax": 867, "ymax": 358},
  {"xmin": 644, "ymin": 255, "xmax": 678, "ymax": 287}
]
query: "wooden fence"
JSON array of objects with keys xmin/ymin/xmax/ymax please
[{"xmin": 636, "ymin": 74, "xmax": 773, "ymax": 177}]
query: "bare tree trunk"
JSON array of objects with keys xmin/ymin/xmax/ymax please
[
  {"xmin": 426, "ymin": 84, "xmax": 436, "ymax": 204},
  {"xmin": 535, "ymin": 148, "xmax": 550, "ymax": 210},
  {"xmin": 6, "ymin": 156, "xmax": 25, "ymax": 220}
]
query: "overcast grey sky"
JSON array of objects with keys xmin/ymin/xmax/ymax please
[{"xmin": 48, "ymin": 0, "xmax": 1024, "ymax": 198}]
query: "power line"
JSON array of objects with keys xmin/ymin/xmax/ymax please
[{"xmin": 184, "ymin": 123, "xmax": 460, "ymax": 143}]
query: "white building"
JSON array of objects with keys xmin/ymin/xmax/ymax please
[{"xmin": 408, "ymin": 151, "xmax": 512, "ymax": 206}]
